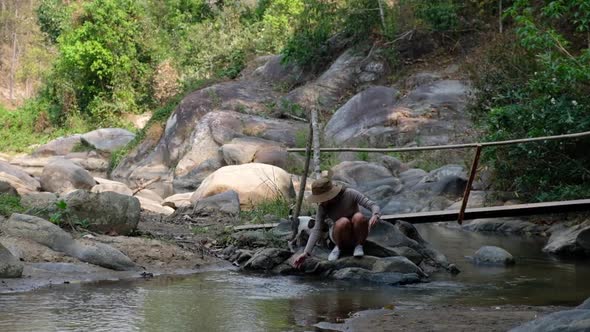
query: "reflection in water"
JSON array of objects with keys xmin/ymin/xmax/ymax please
[{"xmin": 1, "ymin": 224, "xmax": 590, "ymax": 331}]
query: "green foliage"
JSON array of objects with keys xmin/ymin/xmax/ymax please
[
  {"xmin": 48, "ymin": 199, "xmax": 89, "ymax": 229},
  {"xmin": 240, "ymin": 197, "xmax": 291, "ymax": 224},
  {"xmin": 0, "ymin": 194, "xmax": 24, "ymax": 217},
  {"xmin": 36, "ymin": 0, "xmax": 72, "ymax": 43},
  {"xmin": 472, "ymin": 0, "xmax": 590, "ymax": 201},
  {"xmin": 415, "ymin": 0, "xmax": 459, "ymax": 31}
]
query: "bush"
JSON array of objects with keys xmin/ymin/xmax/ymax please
[
  {"xmin": 471, "ymin": 0, "xmax": 590, "ymax": 201},
  {"xmin": 0, "ymin": 194, "xmax": 24, "ymax": 217}
]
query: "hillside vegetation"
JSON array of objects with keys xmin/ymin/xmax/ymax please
[{"xmin": 0, "ymin": 0, "xmax": 588, "ymax": 201}]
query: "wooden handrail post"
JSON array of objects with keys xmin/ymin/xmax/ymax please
[
  {"xmin": 458, "ymin": 145, "xmax": 482, "ymax": 225},
  {"xmin": 291, "ymin": 122, "xmax": 313, "ymax": 243}
]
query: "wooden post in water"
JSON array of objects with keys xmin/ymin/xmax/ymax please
[
  {"xmin": 290, "ymin": 122, "xmax": 313, "ymax": 243},
  {"xmin": 458, "ymin": 145, "xmax": 482, "ymax": 225}
]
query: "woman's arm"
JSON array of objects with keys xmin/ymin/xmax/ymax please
[{"xmin": 303, "ymin": 206, "xmax": 326, "ymax": 255}]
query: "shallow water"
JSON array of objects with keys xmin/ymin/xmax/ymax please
[{"xmin": 1, "ymin": 224, "xmax": 589, "ymax": 331}]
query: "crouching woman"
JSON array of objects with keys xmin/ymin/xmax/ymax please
[{"xmin": 293, "ymin": 178, "xmax": 381, "ymax": 268}]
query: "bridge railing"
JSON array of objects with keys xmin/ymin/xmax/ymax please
[{"xmin": 286, "ymin": 131, "xmax": 590, "ymax": 224}]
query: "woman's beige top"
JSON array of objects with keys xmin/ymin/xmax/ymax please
[{"xmin": 304, "ymin": 188, "xmax": 380, "ymax": 255}]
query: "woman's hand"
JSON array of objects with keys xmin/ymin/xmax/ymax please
[
  {"xmin": 369, "ymin": 215, "xmax": 380, "ymax": 230},
  {"xmin": 293, "ymin": 252, "xmax": 309, "ymax": 269}
]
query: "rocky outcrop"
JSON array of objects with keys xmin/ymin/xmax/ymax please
[
  {"xmin": 20, "ymin": 192, "xmax": 58, "ymax": 210},
  {"xmin": 543, "ymin": 222, "xmax": 590, "ymax": 256},
  {"xmin": 168, "ymin": 190, "xmax": 241, "ymax": 223},
  {"xmin": 324, "ymin": 80, "xmax": 473, "ymax": 146},
  {"xmin": 220, "ymin": 137, "xmax": 287, "ymax": 169},
  {"xmin": 162, "ymin": 192, "xmax": 193, "ymax": 209},
  {"xmin": 191, "ymin": 164, "xmax": 294, "ymax": 209},
  {"xmin": 0, "ymin": 160, "xmax": 40, "ymax": 194},
  {"xmin": 0, "ymin": 242, "xmax": 23, "ymax": 278},
  {"xmin": 462, "ymin": 217, "xmax": 548, "ymax": 236},
  {"xmin": 0, "ymin": 214, "xmax": 136, "ymax": 270},
  {"xmin": 31, "ymin": 134, "xmax": 82, "ymax": 157},
  {"xmin": 509, "ymin": 297, "xmax": 590, "ymax": 332},
  {"xmin": 0, "ymin": 180, "xmax": 18, "ymax": 196},
  {"xmin": 134, "ymin": 196, "xmax": 175, "ymax": 216},
  {"xmin": 40, "ymin": 159, "xmax": 96, "ymax": 195},
  {"xmin": 285, "ymin": 48, "xmax": 387, "ymax": 111},
  {"xmin": 63, "ymin": 190, "xmax": 141, "ymax": 235},
  {"xmin": 471, "ymin": 246, "xmax": 515, "ymax": 266},
  {"xmin": 80, "ymin": 128, "xmax": 135, "ymax": 152}
]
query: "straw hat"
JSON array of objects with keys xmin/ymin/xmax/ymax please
[{"xmin": 308, "ymin": 178, "xmax": 342, "ymax": 203}]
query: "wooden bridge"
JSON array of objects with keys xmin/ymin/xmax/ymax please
[{"xmin": 287, "ymin": 130, "xmax": 590, "ymax": 225}]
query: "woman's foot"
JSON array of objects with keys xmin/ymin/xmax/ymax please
[
  {"xmin": 328, "ymin": 246, "xmax": 340, "ymax": 261},
  {"xmin": 353, "ymin": 244, "xmax": 364, "ymax": 257}
]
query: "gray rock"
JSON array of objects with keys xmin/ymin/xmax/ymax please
[
  {"xmin": 423, "ymin": 165, "xmax": 466, "ymax": 183},
  {"xmin": 543, "ymin": 223, "xmax": 590, "ymax": 256},
  {"xmin": 0, "ymin": 242, "xmax": 23, "ymax": 278},
  {"xmin": 64, "ymin": 190, "xmax": 140, "ymax": 235},
  {"xmin": 81, "ymin": 128, "xmax": 135, "ymax": 153},
  {"xmin": 578, "ymin": 298, "xmax": 590, "ymax": 310},
  {"xmin": 331, "ymin": 161, "xmax": 395, "ymax": 187},
  {"xmin": 0, "ymin": 161, "xmax": 41, "ymax": 193},
  {"xmin": 40, "ymin": 159, "xmax": 96, "ymax": 194},
  {"xmin": 232, "ymin": 230, "xmax": 268, "ymax": 248},
  {"xmin": 220, "ymin": 136, "xmax": 285, "ymax": 166},
  {"xmin": 331, "ymin": 268, "xmax": 421, "ymax": 285},
  {"xmin": 0, "ymin": 181, "xmax": 18, "ymax": 196},
  {"xmin": 0, "ymin": 214, "xmax": 136, "ymax": 271},
  {"xmin": 509, "ymin": 306, "xmax": 590, "ymax": 332},
  {"xmin": 285, "ymin": 48, "xmax": 372, "ymax": 111},
  {"xmin": 324, "ymin": 86, "xmax": 401, "ymax": 145},
  {"xmin": 463, "ymin": 218, "xmax": 547, "ymax": 236},
  {"xmin": 20, "ymin": 192, "xmax": 58, "ymax": 210},
  {"xmin": 243, "ymin": 248, "xmax": 292, "ymax": 271},
  {"xmin": 193, "ymin": 190, "xmax": 240, "ymax": 217},
  {"xmin": 399, "ymin": 168, "xmax": 427, "ymax": 188},
  {"xmin": 31, "ymin": 134, "xmax": 82, "ymax": 157},
  {"xmin": 472, "ymin": 246, "xmax": 515, "ymax": 266},
  {"xmin": 249, "ymin": 54, "xmax": 308, "ymax": 87}
]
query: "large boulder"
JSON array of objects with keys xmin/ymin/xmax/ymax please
[
  {"xmin": 331, "ymin": 268, "xmax": 421, "ymax": 285},
  {"xmin": 324, "ymin": 86, "xmax": 402, "ymax": 145},
  {"xmin": 244, "ymin": 248, "xmax": 292, "ymax": 271},
  {"xmin": 472, "ymin": 246, "xmax": 515, "ymax": 266},
  {"xmin": 543, "ymin": 222, "xmax": 590, "ymax": 256},
  {"xmin": 0, "ymin": 180, "xmax": 18, "ymax": 196},
  {"xmin": 20, "ymin": 192, "xmax": 58, "ymax": 210},
  {"xmin": 80, "ymin": 128, "xmax": 135, "ymax": 152},
  {"xmin": 191, "ymin": 163, "xmax": 295, "ymax": 209},
  {"xmin": 509, "ymin": 298, "xmax": 590, "ymax": 332},
  {"xmin": 0, "ymin": 242, "xmax": 23, "ymax": 278},
  {"xmin": 135, "ymin": 196, "xmax": 175, "ymax": 216},
  {"xmin": 64, "ymin": 190, "xmax": 141, "ymax": 235},
  {"xmin": 0, "ymin": 214, "xmax": 136, "ymax": 271},
  {"xmin": 463, "ymin": 217, "xmax": 547, "ymax": 236},
  {"xmin": 220, "ymin": 137, "xmax": 286, "ymax": 168},
  {"xmin": 31, "ymin": 134, "xmax": 82, "ymax": 157},
  {"xmin": 0, "ymin": 161, "xmax": 40, "ymax": 194},
  {"xmin": 91, "ymin": 181, "xmax": 133, "ymax": 196},
  {"xmin": 40, "ymin": 159, "xmax": 96, "ymax": 194}
]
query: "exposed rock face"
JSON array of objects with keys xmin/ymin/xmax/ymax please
[
  {"xmin": 220, "ymin": 137, "xmax": 286, "ymax": 168},
  {"xmin": 0, "ymin": 214, "xmax": 136, "ymax": 271},
  {"xmin": 472, "ymin": 246, "xmax": 515, "ymax": 266},
  {"xmin": 63, "ymin": 190, "xmax": 141, "ymax": 235},
  {"xmin": 80, "ymin": 128, "xmax": 135, "ymax": 152},
  {"xmin": 324, "ymin": 80, "xmax": 472, "ymax": 147},
  {"xmin": 20, "ymin": 192, "xmax": 58, "ymax": 210},
  {"xmin": 191, "ymin": 164, "xmax": 294, "ymax": 209},
  {"xmin": 285, "ymin": 48, "xmax": 387, "ymax": 110},
  {"xmin": 509, "ymin": 297, "xmax": 590, "ymax": 332},
  {"xmin": 40, "ymin": 159, "xmax": 96, "ymax": 194},
  {"xmin": 543, "ymin": 222, "xmax": 590, "ymax": 256},
  {"xmin": 0, "ymin": 242, "xmax": 23, "ymax": 278},
  {"xmin": 0, "ymin": 161, "xmax": 41, "ymax": 194},
  {"xmin": 162, "ymin": 192, "xmax": 193, "ymax": 209}
]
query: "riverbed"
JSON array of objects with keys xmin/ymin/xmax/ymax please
[{"xmin": 1, "ymin": 224, "xmax": 589, "ymax": 331}]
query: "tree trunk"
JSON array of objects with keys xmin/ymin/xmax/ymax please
[
  {"xmin": 311, "ymin": 107, "xmax": 321, "ymax": 180},
  {"xmin": 377, "ymin": 0, "xmax": 387, "ymax": 32},
  {"xmin": 9, "ymin": 6, "xmax": 18, "ymax": 101},
  {"xmin": 498, "ymin": 0, "xmax": 503, "ymax": 34}
]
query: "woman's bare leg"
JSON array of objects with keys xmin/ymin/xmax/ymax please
[
  {"xmin": 351, "ymin": 212, "xmax": 369, "ymax": 245},
  {"xmin": 333, "ymin": 217, "xmax": 354, "ymax": 249}
]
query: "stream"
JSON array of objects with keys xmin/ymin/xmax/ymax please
[{"xmin": 1, "ymin": 224, "xmax": 589, "ymax": 331}]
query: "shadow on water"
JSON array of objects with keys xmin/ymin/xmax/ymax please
[{"xmin": 1, "ymin": 224, "xmax": 589, "ymax": 331}]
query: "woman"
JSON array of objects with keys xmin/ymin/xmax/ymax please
[{"xmin": 293, "ymin": 177, "xmax": 381, "ymax": 268}]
